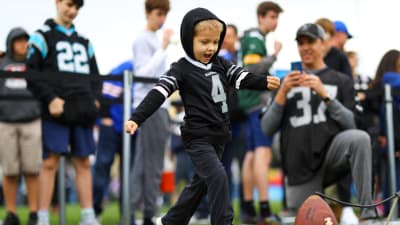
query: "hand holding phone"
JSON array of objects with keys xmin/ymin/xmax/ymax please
[{"xmin": 291, "ymin": 61, "xmax": 303, "ymax": 72}]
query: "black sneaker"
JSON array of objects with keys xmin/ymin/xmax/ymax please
[
  {"xmin": 28, "ymin": 212, "xmax": 38, "ymax": 225},
  {"xmin": 142, "ymin": 218, "xmax": 154, "ymax": 225},
  {"xmin": 3, "ymin": 212, "xmax": 21, "ymax": 225}
]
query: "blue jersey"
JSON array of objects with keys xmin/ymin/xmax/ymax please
[{"xmin": 102, "ymin": 60, "xmax": 134, "ymax": 133}]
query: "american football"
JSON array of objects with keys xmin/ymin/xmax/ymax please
[{"xmin": 294, "ymin": 195, "xmax": 338, "ymax": 225}]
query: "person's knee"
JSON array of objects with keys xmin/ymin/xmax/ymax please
[
  {"xmin": 350, "ymin": 129, "xmax": 371, "ymax": 144},
  {"xmin": 73, "ymin": 157, "xmax": 91, "ymax": 171},
  {"xmin": 209, "ymin": 165, "xmax": 228, "ymax": 185},
  {"xmin": 42, "ymin": 156, "xmax": 59, "ymax": 172}
]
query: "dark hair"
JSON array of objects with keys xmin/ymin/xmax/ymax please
[
  {"xmin": 145, "ymin": 0, "xmax": 170, "ymax": 13},
  {"xmin": 227, "ymin": 24, "xmax": 238, "ymax": 35},
  {"xmin": 370, "ymin": 49, "xmax": 400, "ymax": 89},
  {"xmin": 257, "ymin": 1, "xmax": 283, "ymax": 17},
  {"xmin": 71, "ymin": 0, "xmax": 84, "ymax": 8}
]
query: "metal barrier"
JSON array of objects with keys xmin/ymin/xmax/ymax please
[
  {"xmin": 385, "ymin": 84, "xmax": 400, "ymax": 220},
  {"xmin": 0, "ymin": 70, "xmax": 157, "ymax": 225}
]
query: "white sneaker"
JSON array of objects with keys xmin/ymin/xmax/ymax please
[
  {"xmin": 36, "ymin": 222, "xmax": 50, "ymax": 225},
  {"xmin": 340, "ymin": 207, "xmax": 359, "ymax": 225},
  {"xmin": 155, "ymin": 217, "xmax": 163, "ymax": 225},
  {"xmin": 80, "ymin": 219, "xmax": 101, "ymax": 225}
]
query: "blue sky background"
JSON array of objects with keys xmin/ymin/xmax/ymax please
[{"xmin": 2, "ymin": 0, "xmax": 399, "ymax": 77}]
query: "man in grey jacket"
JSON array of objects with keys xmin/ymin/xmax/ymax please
[
  {"xmin": 261, "ymin": 23, "xmax": 378, "ymax": 224},
  {"xmin": 0, "ymin": 27, "xmax": 41, "ymax": 225}
]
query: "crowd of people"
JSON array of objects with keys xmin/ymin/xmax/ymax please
[{"xmin": 1, "ymin": 0, "xmax": 400, "ymax": 225}]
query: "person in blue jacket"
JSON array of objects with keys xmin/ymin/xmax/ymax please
[{"xmin": 92, "ymin": 60, "xmax": 136, "ymax": 225}]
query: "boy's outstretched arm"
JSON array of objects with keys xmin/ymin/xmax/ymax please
[
  {"xmin": 124, "ymin": 88, "xmax": 166, "ymax": 134},
  {"xmin": 267, "ymin": 76, "xmax": 280, "ymax": 90},
  {"xmin": 125, "ymin": 120, "xmax": 138, "ymax": 135}
]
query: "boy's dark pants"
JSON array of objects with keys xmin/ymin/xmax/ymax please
[{"xmin": 162, "ymin": 141, "xmax": 233, "ymax": 225}]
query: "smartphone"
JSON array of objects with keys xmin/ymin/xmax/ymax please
[{"xmin": 291, "ymin": 61, "xmax": 303, "ymax": 72}]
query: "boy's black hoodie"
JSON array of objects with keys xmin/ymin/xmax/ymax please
[{"xmin": 180, "ymin": 7, "xmax": 226, "ymax": 62}]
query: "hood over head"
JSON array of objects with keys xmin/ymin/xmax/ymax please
[
  {"xmin": 6, "ymin": 27, "xmax": 29, "ymax": 57},
  {"xmin": 180, "ymin": 7, "xmax": 226, "ymax": 62}
]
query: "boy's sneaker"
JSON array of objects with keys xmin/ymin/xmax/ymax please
[
  {"xmin": 257, "ymin": 215, "xmax": 282, "ymax": 225},
  {"xmin": 3, "ymin": 212, "xmax": 20, "ymax": 225},
  {"xmin": 79, "ymin": 219, "xmax": 101, "ymax": 225},
  {"xmin": 155, "ymin": 217, "xmax": 163, "ymax": 225},
  {"xmin": 27, "ymin": 212, "xmax": 38, "ymax": 225},
  {"xmin": 36, "ymin": 222, "xmax": 50, "ymax": 225},
  {"xmin": 241, "ymin": 213, "xmax": 257, "ymax": 225},
  {"xmin": 142, "ymin": 218, "xmax": 154, "ymax": 225}
]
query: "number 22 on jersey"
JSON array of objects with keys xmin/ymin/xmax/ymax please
[
  {"xmin": 288, "ymin": 85, "xmax": 337, "ymax": 127},
  {"xmin": 56, "ymin": 41, "xmax": 89, "ymax": 74}
]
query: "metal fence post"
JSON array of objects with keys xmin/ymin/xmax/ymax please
[
  {"xmin": 122, "ymin": 70, "xmax": 133, "ymax": 225},
  {"xmin": 385, "ymin": 84, "xmax": 397, "ymax": 219},
  {"xmin": 58, "ymin": 156, "xmax": 66, "ymax": 225}
]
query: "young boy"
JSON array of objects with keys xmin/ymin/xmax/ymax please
[
  {"xmin": 26, "ymin": 0, "xmax": 101, "ymax": 225},
  {"xmin": 125, "ymin": 8, "xmax": 280, "ymax": 225},
  {"xmin": 0, "ymin": 27, "xmax": 41, "ymax": 225}
]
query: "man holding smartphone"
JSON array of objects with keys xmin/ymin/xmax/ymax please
[{"xmin": 261, "ymin": 23, "xmax": 378, "ymax": 225}]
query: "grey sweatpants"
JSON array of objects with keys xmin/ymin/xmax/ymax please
[
  {"xmin": 131, "ymin": 108, "xmax": 170, "ymax": 218},
  {"xmin": 285, "ymin": 129, "xmax": 376, "ymax": 219}
]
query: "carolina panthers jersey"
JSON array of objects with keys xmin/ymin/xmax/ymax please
[
  {"xmin": 131, "ymin": 56, "xmax": 270, "ymax": 144},
  {"xmin": 280, "ymin": 68, "xmax": 355, "ymax": 184},
  {"xmin": 27, "ymin": 19, "xmax": 101, "ymax": 105}
]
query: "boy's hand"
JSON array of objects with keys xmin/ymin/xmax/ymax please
[
  {"xmin": 125, "ymin": 120, "xmax": 138, "ymax": 135},
  {"xmin": 49, "ymin": 97, "xmax": 64, "ymax": 117},
  {"xmin": 267, "ymin": 76, "xmax": 280, "ymax": 90}
]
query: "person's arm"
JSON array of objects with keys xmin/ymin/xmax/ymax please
[
  {"xmin": 261, "ymin": 100, "xmax": 284, "ymax": 135},
  {"xmin": 325, "ymin": 99, "xmax": 356, "ymax": 129},
  {"xmin": 221, "ymin": 58, "xmax": 279, "ymax": 91},
  {"xmin": 245, "ymin": 40, "xmax": 282, "ymax": 75},
  {"xmin": 87, "ymin": 41, "xmax": 102, "ymax": 101},
  {"xmin": 129, "ymin": 67, "xmax": 179, "ymax": 125},
  {"xmin": 302, "ymin": 73, "xmax": 356, "ymax": 129},
  {"xmin": 133, "ymin": 30, "xmax": 172, "ymax": 78},
  {"xmin": 26, "ymin": 32, "xmax": 57, "ymax": 106},
  {"xmin": 326, "ymin": 75, "xmax": 356, "ymax": 129}
]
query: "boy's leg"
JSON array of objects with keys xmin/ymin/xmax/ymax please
[
  {"xmin": 70, "ymin": 125, "xmax": 97, "ymax": 224},
  {"xmin": 92, "ymin": 124, "xmax": 119, "ymax": 216},
  {"xmin": 241, "ymin": 115, "xmax": 257, "ymax": 222},
  {"xmin": 25, "ymin": 175, "xmax": 39, "ymax": 213},
  {"xmin": 0, "ymin": 123, "xmax": 19, "ymax": 214},
  {"xmin": 38, "ymin": 154, "xmax": 60, "ymax": 210},
  {"xmin": 163, "ymin": 142, "xmax": 233, "ymax": 225},
  {"xmin": 141, "ymin": 109, "xmax": 169, "ymax": 220},
  {"xmin": 20, "ymin": 119, "xmax": 42, "ymax": 214},
  {"xmin": 73, "ymin": 156, "xmax": 95, "ymax": 208},
  {"xmin": 3, "ymin": 175, "xmax": 19, "ymax": 213},
  {"xmin": 162, "ymin": 173, "xmax": 208, "ymax": 225}
]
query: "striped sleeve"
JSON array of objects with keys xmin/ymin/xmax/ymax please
[
  {"xmin": 221, "ymin": 57, "xmax": 268, "ymax": 90},
  {"xmin": 155, "ymin": 74, "xmax": 178, "ymax": 98},
  {"xmin": 130, "ymin": 67, "xmax": 180, "ymax": 125}
]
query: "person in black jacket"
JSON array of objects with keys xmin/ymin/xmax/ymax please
[
  {"xmin": 125, "ymin": 7, "xmax": 280, "ymax": 225},
  {"xmin": 26, "ymin": 0, "xmax": 101, "ymax": 225},
  {"xmin": 262, "ymin": 23, "xmax": 378, "ymax": 224},
  {"xmin": 0, "ymin": 27, "xmax": 41, "ymax": 225}
]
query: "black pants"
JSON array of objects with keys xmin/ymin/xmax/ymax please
[{"xmin": 162, "ymin": 141, "xmax": 233, "ymax": 225}]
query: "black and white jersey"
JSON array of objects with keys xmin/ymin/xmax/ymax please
[
  {"xmin": 280, "ymin": 68, "xmax": 355, "ymax": 184},
  {"xmin": 131, "ymin": 56, "xmax": 269, "ymax": 144},
  {"xmin": 26, "ymin": 19, "xmax": 101, "ymax": 106}
]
